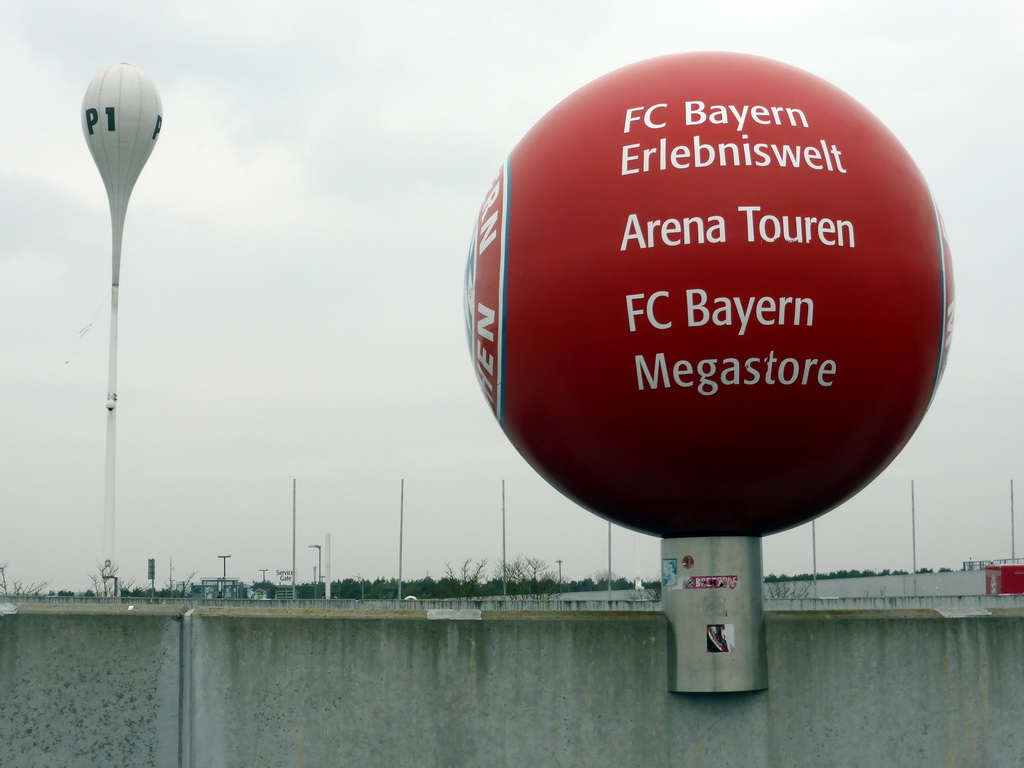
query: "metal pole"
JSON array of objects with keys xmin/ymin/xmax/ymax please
[
  {"xmin": 607, "ymin": 521, "xmax": 612, "ymax": 600},
  {"xmin": 662, "ymin": 536, "xmax": 767, "ymax": 692},
  {"xmin": 501, "ymin": 480, "xmax": 507, "ymax": 596},
  {"xmin": 292, "ymin": 479, "xmax": 297, "ymax": 599},
  {"xmin": 634, "ymin": 532, "xmax": 641, "ymax": 589},
  {"xmin": 102, "ymin": 286, "xmax": 119, "ymax": 595},
  {"xmin": 100, "ymin": 161, "xmax": 126, "ymax": 599},
  {"xmin": 556, "ymin": 559, "xmax": 563, "ymax": 593},
  {"xmin": 1012, "ymin": 479, "xmax": 1016, "ymax": 561},
  {"xmin": 398, "ymin": 479, "xmax": 404, "ymax": 599},
  {"xmin": 324, "ymin": 532, "xmax": 331, "ymax": 599},
  {"xmin": 911, "ymin": 480, "xmax": 918, "ymax": 597},
  {"xmin": 218, "ymin": 554, "xmax": 230, "ymax": 598},
  {"xmin": 812, "ymin": 519, "xmax": 818, "ymax": 599},
  {"xmin": 308, "ymin": 545, "xmax": 321, "ymax": 598}
]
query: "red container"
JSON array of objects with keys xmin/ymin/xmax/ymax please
[{"xmin": 985, "ymin": 565, "xmax": 1024, "ymax": 594}]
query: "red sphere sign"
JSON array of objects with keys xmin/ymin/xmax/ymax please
[{"xmin": 464, "ymin": 53, "xmax": 954, "ymax": 538}]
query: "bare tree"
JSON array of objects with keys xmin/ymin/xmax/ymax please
[
  {"xmin": 762, "ymin": 579, "xmax": 812, "ymax": 599},
  {"xmin": 499, "ymin": 555, "xmax": 557, "ymax": 598},
  {"xmin": 443, "ymin": 559, "xmax": 489, "ymax": 598},
  {"xmin": 165, "ymin": 570, "xmax": 198, "ymax": 597},
  {"xmin": 0, "ymin": 562, "xmax": 49, "ymax": 596},
  {"xmin": 87, "ymin": 561, "xmax": 135, "ymax": 597},
  {"xmin": 635, "ymin": 584, "xmax": 661, "ymax": 601}
]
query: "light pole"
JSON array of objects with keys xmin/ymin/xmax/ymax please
[
  {"xmin": 309, "ymin": 544, "xmax": 322, "ymax": 599},
  {"xmin": 218, "ymin": 554, "xmax": 231, "ymax": 599},
  {"xmin": 607, "ymin": 521, "xmax": 613, "ymax": 600},
  {"xmin": 556, "ymin": 559, "xmax": 563, "ymax": 594},
  {"xmin": 911, "ymin": 480, "xmax": 918, "ymax": 597},
  {"xmin": 292, "ymin": 479, "xmax": 297, "ymax": 600},
  {"xmin": 502, "ymin": 480, "xmax": 507, "ymax": 597},
  {"xmin": 324, "ymin": 532, "xmax": 332, "ymax": 599},
  {"xmin": 812, "ymin": 520, "xmax": 818, "ymax": 599},
  {"xmin": 398, "ymin": 480, "xmax": 404, "ymax": 600}
]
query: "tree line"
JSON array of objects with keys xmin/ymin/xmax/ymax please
[
  {"xmin": 8, "ymin": 559, "xmax": 959, "ymax": 600},
  {"xmin": 764, "ymin": 567, "xmax": 954, "ymax": 583},
  {"xmin": 253, "ymin": 556, "xmax": 652, "ymax": 600},
  {"xmin": 1, "ymin": 556, "xmax": 653, "ymax": 599}
]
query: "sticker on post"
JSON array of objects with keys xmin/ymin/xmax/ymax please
[
  {"xmin": 707, "ymin": 624, "xmax": 735, "ymax": 653},
  {"xmin": 661, "ymin": 558, "xmax": 678, "ymax": 588},
  {"xmin": 684, "ymin": 575, "xmax": 739, "ymax": 590}
]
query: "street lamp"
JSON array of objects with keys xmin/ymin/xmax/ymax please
[
  {"xmin": 556, "ymin": 559, "xmax": 563, "ymax": 594},
  {"xmin": 218, "ymin": 554, "xmax": 231, "ymax": 599},
  {"xmin": 308, "ymin": 544, "xmax": 322, "ymax": 599}
]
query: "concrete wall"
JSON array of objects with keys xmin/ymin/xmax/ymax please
[
  {"xmin": 0, "ymin": 604, "xmax": 182, "ymax": 766},
  {"xmin": 2, "ymin": 598, "xmax": 1023, "ymax": 767},
  {"xmin": 765, "ymin": 569, "xmax": 985, "ymax": 598}
]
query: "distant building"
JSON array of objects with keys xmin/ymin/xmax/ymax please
[{"xmin": 192, "ymin": 578, "xmax": 247, "ymax": 599}]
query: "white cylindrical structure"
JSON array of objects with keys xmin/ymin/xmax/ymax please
[
  {"xmin": 83, "ymin": 64, "xmax": 161, "ymax": 579},
  {"xmin": 102, "ymin": 286, "xmax": 119, "ymax": 568},
  {"xmin": 661, "ymin": 536, "xmax": 767, "ymax": 692}
]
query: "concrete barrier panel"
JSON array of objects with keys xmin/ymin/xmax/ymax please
[
  {"xmin": 766, "ymin": 610, "xmax": 1024, "ymax": 767},
  {"xmin": 187, "ymin": 609, "xmax": 675, "ymax": 767},
  {"xmin": 2, "ymin": 600, "xmax": 1023, "ymax": 766},
  {"xmin": 0, "ymin": 604, "xmax": 183, "ymax": 767}
]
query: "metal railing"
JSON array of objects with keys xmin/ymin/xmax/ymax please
[{"xmin": 962, "ymin": 558, "xmax": 1024, "ymax": 571}]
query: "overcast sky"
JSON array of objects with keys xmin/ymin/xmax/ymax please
[{"xmin": 2, "ymin": 1, "xmax": 1022, "ymax": 592}]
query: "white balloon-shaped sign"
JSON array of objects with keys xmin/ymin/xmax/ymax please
[
  {"xmin": 82, "ymin": 63, "xmax": 162, "ymax": 284},
  {"xmin": 82, "ymin": 63, "xmax": 162, "ymax": 580}
]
